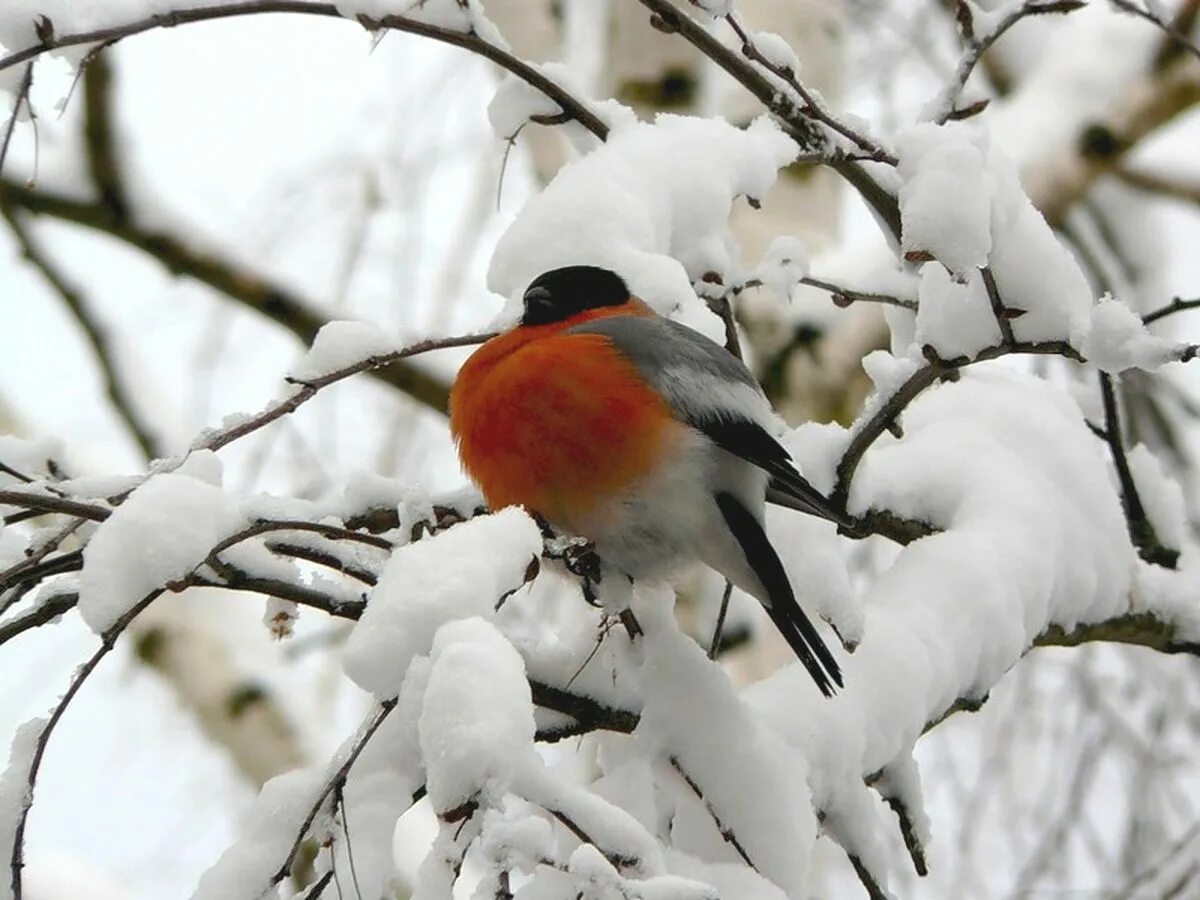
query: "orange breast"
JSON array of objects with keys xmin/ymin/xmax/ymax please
[{"xmin": 449, "ymin": 312, "xmax": 678, "ymax": 532}]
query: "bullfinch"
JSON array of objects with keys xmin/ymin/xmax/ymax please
[{"xmin": 449, "ymin": 265, "xmax": 847, "ymax": 696}]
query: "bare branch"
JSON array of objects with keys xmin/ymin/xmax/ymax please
[
  {"xmin": 0, "ymin": 490, "xmax": 111, "ymax": 522},
  {"xmin": 1035, "ymin": 612, "xmax": 1200, "ymax": 656},
  {"xmin": 81, "ymin": 53, "xmax": 129, "ymax": 223},
  {"xmin": 980, "ymin": 266, "xmax": 1017, "ymax": 346},
  {"xmin": 0, "ymin": 179, "xmax": 460, "ymax": 415},
  {"xmin": 0, "ymin": 518, "xmax": 85, "ymax": 615},
  {"xmin": 299, "ymin": 870, "xmax": 335, "ymax": 900},
  {"xmin": 832, "ymin": 339, "xmax": 1084, "ymax": 506},
  {"xmin": 266, "ymin": 540, "xmax": 379, "ymax": 586},
  {"xmin": 846, "ymin": 852, "xmax": 890, "ymax": 900},
  {"xmin": 198, "ymin": 332, "xmax": 492, "ymax": 453},
  {"xmin": 267, "ymin": 698, "xmax": 398, "ymax": 888},
  {"xmin": 937, "ymin": 0, "xmax": 1088, "ymax": 124},
  {"xmin": 723, "ymin": 12, "xmax": 897, "ymax": 164},
  {"xmin": 1035, "ymin": 53, "xmax": 1200, "ymax": 226},
  {"xmin": 1114, "ymin": 163, "xmax": 1200, "ymax": 206},
  {"xmin": 798, "ymin": 275, "xmax": 917, "ymax": 312},
  {"xmin": 0, "ymin": 592, "xmax": 78, "ymax": 647},
  {"xmin": 633, "ymin": 0, "xmax": 903, "ymax": 237},
  {"xmin": 669, "ymin": 757, "xmax": 757, "ymax": 870},
  {"xmin": 0, "ymin": 204, "xmax": 161, "ymax": 459},
  {"xmin": 528, "ymin": 682, "xmax": 640, "ymax": 741},
  {"xmin": 1110, "ymin": 0, "xmax": 1200, "ymax": 64},
  {"xmin": 9, "ymin": 586, "xmax": 164, "ymax": 900},
  {"xmin": 0, "ymin": 63, "xmax": 33, "ymax": 177},
  {"xmin": 0, "ymin": 3, "xmax": 610, "ymax": 140},
  {"xmin": 1143, "ymin": 296, "xmax": 1200, "ymax": 325},
  {"xmin": 1098, "ymin": 371, "xmax": 1179, "ymax": 568}
]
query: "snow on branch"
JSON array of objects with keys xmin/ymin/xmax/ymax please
[{"xmin": 0, "ymin": 1, "xmax": 612, "ymax": 140}]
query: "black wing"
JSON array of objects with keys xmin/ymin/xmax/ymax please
[
  {"xmin": 700, "ymin": 415, "xmax": 854, "ymax": 528},
  {"xmin": 566, "ymin": 315, "xmax": 852, "ymax": 528}
]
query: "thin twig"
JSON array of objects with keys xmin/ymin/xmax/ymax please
[
  {"xmin": 980, "ymin": 266, "xmax": 1016, "ymax": 346},
  {"xmin": 0, "ymin": 205, "xmax": 160, "ymax": 458},
  {"xmin": 336, "ymin": 786, "xmax": 365, "ymax": 900},
  {"xmin": 301, "ymin": 871, "xmax": 336, "ymax": 900},
  {"xmin": 799, "ymin": 275, "xmax": 917, "ymax": 311},
  {"xmin": 9, "ymin": 587, "xmax": 164, "ymax": 900},
  {"xmin": 0, "ymin": 490, "xmax": 111, "ymax": 522},
  {"xmin": 633, "ymin": 0, "xmax": 903, "ymax": 238},
  {"xmin": 1143, "ymin": 296, "xmax": 1200, "ymax": 325},
  {"xmin": 882, "ymin": 794, "xmax": 929, "ymax": 877},
  {"xmin": 0, "ymin": 517, "xmax": 84, "ymax": 595},
  {"xmin": 833, "ymin": 339, "xmax": 1084, "ymax": 505},
  {"xmin": 0, "ymin": 179, "xmax": 460, "ymax": 415},
  {"xmin": 669, "ymin": 757, "xmax": 757, "ymax": 870},
  {"xmin": 199, "ymin": 332, "xmax": 493, "ymax": 453},
  {"xmin": 1098, "ymin": 371, "xmax": 1179, "ymax": 567},
  {"xmin": 0, "ymin": 550, "xmax": 82, "ymax": 600},
  {"xmin": 81, "ymin": 54, "xmax": 130, "ymax": 222},
  {"xmin": 0, "ymin": 63, "xmax": 33, "ymax": 176},
  {"xmin": 0, "ymin": 3, "xmax": 610, "ymax": 141},
  {"xmin": 724, "ymin": 12, "xmax": 897, "ymax": 164},
  {"xmin": 1115, "ymin": 164, "xmax": 1200, "ymax": 206},
  {"xmin": 708, "ymin": 580, "xmax": 733, "ymax": 660},
  {"xmin": 0, "ymin": 462, "xmax": 33, "ymax": 484},
  {"xmin": 266, "ymin": 541, "xmax": 379, "ymax": 586},
  {"xmin": 846, "ymin": 852, "xmax": 890, "ymax": 900},
  {"xmin": 1110, "ymin": 0, "xmax": 1200, "ymax": 63},
  {"xmin": 0, "ymin": 592, "xmax": 78, "ymax": 646},
  {"xmin": 937, "ymin": 0, "xmax": 1087, "ymax": 124},
  {"xmin": 268, "ymin": 699, "xmax": 398, "ymax": 887}
]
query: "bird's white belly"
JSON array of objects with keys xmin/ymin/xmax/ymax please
[{"xmin": 577, "ymin": 430, "xmax": 768, "ymax": 591}]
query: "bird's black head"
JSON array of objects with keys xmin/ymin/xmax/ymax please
[{"xmin": 520, "ymin": 266, "xmax": 631, "ymax": 326}]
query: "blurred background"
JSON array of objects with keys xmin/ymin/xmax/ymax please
[{"xmin": 1, "ymin": 1, "xmax": 1198, "ymax": 897}]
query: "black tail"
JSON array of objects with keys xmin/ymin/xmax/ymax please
[{"xmin": 714, "ymin": 491, "xmax": 843, "ymax": 697}]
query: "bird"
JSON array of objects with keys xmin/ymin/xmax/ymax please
[{"xmin": 449, "ymin": 265, "xmax": 848, "ymax": 696}]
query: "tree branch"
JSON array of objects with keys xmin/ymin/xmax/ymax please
[
  {"xmin": 0, "ymin": 592, "xmax": 78, "ymax": 647},
  {"xmin": 267, "ymin": 698, "xmax": 398, "ymax": 888},
  {"xmin": 0, "ymin": 204, "xmax": 161, "ymax": 458},
  {"xmin": 0, "ymin": 63, "xmax": 33, "ymax": 176},
  {"xmin": 1035, "ymin": 611, "xmax": 1200, "ymax": 656},
  {"xmin": 82, "ymin": 53, "xmax": 129, "ymax": 222},
  {"xmin": 669, "ymin": 756, "xmax": 757, "ymax": 870},
  {"xmin": 0, "ymin": 490, "xmax": 111, "ymax": 522},
  {"xmin": 0, "ymin": 178, "xmax": 459, "ymax": 414},
  {"xmin": 722, "ymin": 12, "xmax": 897, "ymax": 164},
  {"xmin": 0, "ymin": 2, "xmax": 610, "ymax": 141},
  {"xmin": 9, "ymin": 586, "xmax": 163, "ymax": 900},
  {"xmin": 833, "ymin": 340, "xmax": 1084, "ymax": 506},
  {"xmin": 633, "ymin": 0, "xmax": 903, "ymax": 238},
  {"xmin": 198, "ymin": 332, "xmax": 492, "ymax": 453},
  {"xmin": 937, "ymin": 1, "xmax": 1087, "ymax": 124},
  {"xmin": 1110, "ymin": 0, "xmax": 1200, "ymax": 64},
  {"xmin": 1143, "ymin": 296, "xmax": 1200, "ymax": 325},
  {"xmin": 1098, "ymin": 371, "xmax": 1179, "ymax": 568},
  {"xmin": 1035, "ymin": 53, "xmax": 1200, "ymax": 226},
  {"xmin": 1114, "ymin": 163, "xmax": 1200, "ymax": 206}
]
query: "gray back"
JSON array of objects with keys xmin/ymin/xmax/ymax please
[{"xmin": 565, "ymin": 315, "xmax": 770, "ymax": 429}]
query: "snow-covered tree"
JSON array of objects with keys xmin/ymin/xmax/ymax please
[{"xmin": 1, "ymin": 1, "xmax": 1198, "ymax": 897}]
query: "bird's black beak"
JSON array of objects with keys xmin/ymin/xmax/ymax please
[{"xmin": 521, "ymin": 286, "xmax": 556, "ymax": 326}]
